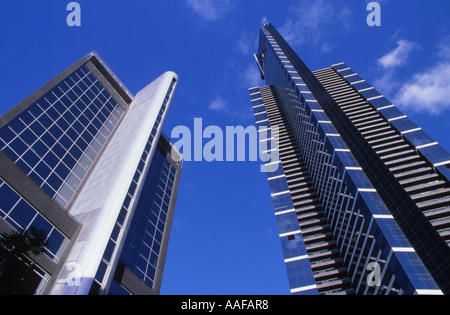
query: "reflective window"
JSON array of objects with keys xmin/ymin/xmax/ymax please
[
  {"xmin": 0, "ymin": 66, "xmax": 126, "ymax": 209},
  {"xmin": 0, "ymin": 178, "xmax": 69, "ymax": 262},
  {"xmin": 119, "ymin": 149, "xmax": 175, "ymax": 289}
]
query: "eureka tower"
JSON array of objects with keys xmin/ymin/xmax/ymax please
[{"xmin": 249, "ymin": 24, "xmax": 450, "ymax": 295}]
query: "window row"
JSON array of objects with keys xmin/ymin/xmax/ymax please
[
  {"xmin": 0, "ymin": 66, "xmax": 126, "ymax": 208},
  {"xmin": 0, "ymin": 178, "xmax": 69, "ymax": 262}
]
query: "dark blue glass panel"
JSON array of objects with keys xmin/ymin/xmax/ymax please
[
  {"xmin": 46, "ymin": 106, "xmax": 59, "ymax": 121},
  {"xmin": 332, "ymin": 63, "xmax": 349, "ymax": 71},
  {"xmin": 18, "ymin": 111, "xmax": 34, "ymax": 125},
  {"xmin": 10, "ymin": 137, "xmax": 29, "ymax": 156},
  {"xmin": 9, "ymin": 200, "xmax": 35, "ymax": 229},
  {"xmin": 390, "ymin": 117, "xmax": 420, "ymax": 133},
  {"xmin": 338, "ymin": 69, "xmax": 356, "ymax": 77},
  {"xmin": 44, "ymin": 91, "xmax": 57, "ymax": 105},
  {"xmin": 419, "ymin": 144, "xmax": 450, "ymax": 165},
  {"xmin": 0, "ymin": 183, "xmax": 20, "ymax": 213},
  {"xmin": 0, "ymin": 127, "xmax": 17, "ymax": 145},
  {"xmin": 29, "ymin": 121, "xmax": 45, "ymax": 137},
  {"xmin": 94, "ymin": 261, "xmax": 108, "ymax": 283},
  {"xmin": 8, "ymin": 118, "xmax": 26, "ymax": 135},
  {"xmin": 46, "ymin": 229, "xmax": 66, "ymax": 257}
]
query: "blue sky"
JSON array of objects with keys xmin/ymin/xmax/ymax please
[{"xmin": 1, "ymin": 0, "xmax": 450, "ymax": 295}]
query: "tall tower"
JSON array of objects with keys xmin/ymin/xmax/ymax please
[
  {"xmin": 249, "ymin": 24, "xmax": 450, "ymax": 295},
  {"xmin": 0, "ymin": 52, "xmax": 182, "ymax": 295}
]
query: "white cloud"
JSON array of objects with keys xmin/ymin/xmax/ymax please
[
  {"xmin": 279, "ymin": 0, "xmax": 352, "ymax": 47},
  {"xmin": 372, "ymin": 39, "xmax": 418, "ymax": 95},
  {"xmin": 393, "ymin": 62, "xmax": 450, "ymax": 114},
  {"xmin": 437, "ymin": 35, "xmax": 450, "ymax": 59},
  {"xmin": 377, "ymin": 40, "xmax": 419, "ymax": 69},
  {"xmin": 320, "ymin": 42, "xmax": 335, "ymax": 54},
  {"xmin": 373, "ymin": 34, "xmax": 450, "ymax": 115},
  {"xmin": 208, "ymin": 95, "xmax": 252, "ymax": 121},
  {"xmin": 373, "ymin": 70, "xmax": 397, "ymax": 95},
  {"xmin": 209, "ymin": 96, "xmax": 227, "ymax": 111},
  {"xmin": 186, "ymin": 0, "xmax": 232, "ymax": 21},
  {"xmin": 240, "ymin": 63, "xmax": 262, "ymax": 88},
  {"xmin": 235, "ymin": 32, "xmax": 257, "ymax": 56}
]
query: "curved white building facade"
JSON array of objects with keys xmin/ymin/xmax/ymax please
[{"xmin": 0, "ymin": 53, "xmax": 182, "ymax": 295}]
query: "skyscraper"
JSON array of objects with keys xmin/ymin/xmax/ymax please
[
  {"xmin": 250, "ymin": 24, "xmax": 450, "ymax": 295},
  {"xmin": 0, "ymin": 52, "xmax": 182, "ymax": 295}
]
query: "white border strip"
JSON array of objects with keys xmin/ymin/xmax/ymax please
[
  {"xmin": 268, "ymin": 174, "xmax": 285, "ymax": 181},
  {"xmin": 265, "ymin": 160, "xmax": 281, "ymax": 167},
  {"xmin": 290, "ymin": 284, "xmax": 318, "ymax": 294},
  {"xmin": 367, "ymin": 95, "xmax": 384, "ymax": 101},
  {"xmin": 271, "ymin": 190, "xmax": 290, "ymax": 197},
  {"xmin": 401, "ymin": 127, "xmax": 422, "ymax": 135},
  {"xmin": 377, "ymin": 104, "xmax": 395, "ymax": 110},
  {"xmin": 359, "ymin": 87, "xmax": 374, "ymax": 92},
  {"xmin": 252, "ymin": 103, "xmax": 265, "ymax": 109},
  {"xmin": 415, "ymin": 289, "xmax": 444, "ymax": 295},
  {"xmin": 434, "ymin": 160, "xmax": 450, "ymax": 167},
  {"xmin": 346, "ymin": 166, "xmax": 363, "ymax": 171},
  {"xmin": 416, "ymin": 142, "xmax": 438, "ymax": 149},
  {"xmin": 275, "ymin": 208, "xmax": 296, "ymax": 216},
  {"xmin": 279, "ymin": 230, "xmax": 302, "ymax": 238},
  {"xmin": 388, "ymin": 115, "xmax": 407, "ymax": 122},
  {"xmin": 358, "ymin": 188, "xmax": 377, "ymax": 193},
  {"xmin": 373, "ymin": 214, "xmax": 394, "ymax": 219},
  {"xmin": 392, "ymin": 247, "xmax": 415, "ymax": 253},
  {"xmin": 285, "ymin": 255, "xmax": 309, "ymax": 263}
]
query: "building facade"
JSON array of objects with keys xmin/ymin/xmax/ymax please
[
  {"xmin": 250, "ymin": 24, "xmax": 450, "ymax": 295},
  {"xmin": 0, "ymin": 52, "xmax": 182, "ymax": 295}
]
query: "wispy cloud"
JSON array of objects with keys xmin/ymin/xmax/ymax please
[
  {"xmin": 377, "ymin": 40, "xmax": 419, "ymax": 69},
  {"xmin": 393, "ymin": 61, "xmax": 450, "ymax": 114},
  {"xmin": 320, "ymin": 42, "xmax": 335, "ymax": 54},
  {"xmin": 209, "ymin": 96, "xmax": 227, "ymax": 111},
  {"xmin": 436, "ymin": 35, "xmax": 450, "ymax": 59},
  {"xmin": 235, "ymin": 32, "xmax": 255, "ymax": 56},
  {"xmin": 373, "ymin": 39, "xmax": 419, "ymax": 94},
  {"xmin": 374, "ymin": 35, "xmax": 450, "ymax": 114},
  {"xmin": 208, "ymin": 94, "xmax": 252, "ymax": 121},
  {"xmin": 240, "ymin": 63, "xmax": 262, "ymax": 88},
  {"xmin": 279, "ymin": 0, "xmax": 352, "ymax": 50},
  {"xmin": 186, "ymin": 0, "xmax": 233, "ymax": 21}
]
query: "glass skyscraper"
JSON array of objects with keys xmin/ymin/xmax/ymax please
[
  {"xmin": 250, "ymin": 24, "xmax": 450, "ymax": 295},
  {"xmin": 0, "ymin": 52, "xmax": 182, "ymax": 295}
]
